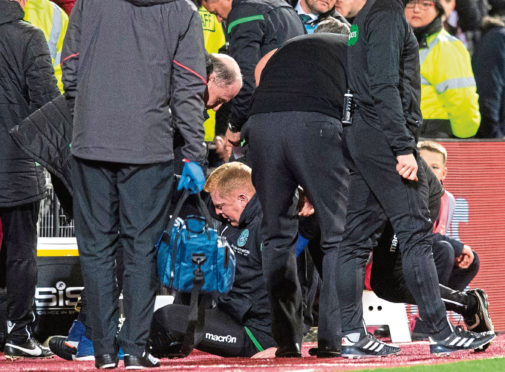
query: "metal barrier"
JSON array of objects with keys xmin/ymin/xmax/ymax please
[{"xmin": 37, "ymin": 174, "xmax": 74, "ymax": 238}]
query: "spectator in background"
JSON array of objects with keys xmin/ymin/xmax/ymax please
[
  {"xmin": 473, "ymin": 0, "xmax": 505, "ymax": 138},
  {"xmin": 405, "ymin": 0, "xmax": 480, "ymax": 138},
  {"xmin": 24, "ymin": 0, "xmax": 68, "ymax": 92},
  {"xmin": 0, "ymin": 0, "xmax": 59, "ymax": 358},
  {"xmin": 201, "ymin": 0, "xmax": 305, "ymax": 154},
  {"xmin": 287, "ymin": 0, "xmax": 348, "ymax": 33},
  {"xmin": 443, "ymin": 0, "xmax": 489, "ymax": 54}
]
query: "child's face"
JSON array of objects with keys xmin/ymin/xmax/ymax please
[{"xmin": 420, "ymin": 149, "xmax": 447, "ymax": 182}]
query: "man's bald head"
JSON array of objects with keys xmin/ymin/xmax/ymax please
[{"xmin": 205, "ymin": 53, "xmax": 242, "ymax": 111}]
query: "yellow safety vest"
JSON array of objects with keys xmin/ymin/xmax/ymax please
[
  {"xmin": 199, "ymin": 7, "xmax": 226, "ymax": 142},
  {"xmin": 24, "ymin": 0, "xmax": 68, "ymax": 93},
  {"xmin": 419, "ymin": 29, "xmax": 480, "ymax": 138}
]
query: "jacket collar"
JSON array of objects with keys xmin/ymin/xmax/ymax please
[
  {"xmin": 238, "ymin": 194, "xmax": 261, "ymax": 227},
  {"xmin": 413, "ymin": 16, "xmax": 443, "ymax": 48},
  {"xmin": 0, "ymin": 0, "xmax": 24, "ymax": 26}
]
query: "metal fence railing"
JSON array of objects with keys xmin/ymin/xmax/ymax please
[{"xmin": 37, "ymin": 173, "xmax": 75, "ymax": 238}]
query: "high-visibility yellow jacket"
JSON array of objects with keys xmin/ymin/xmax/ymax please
[
  {"xmin": 420, "ymin": 29, "xmax": 480, "ymax": 138},
  {"xmin": 199, "ymin": 7, "xmax": 225, "ymax": 142},
  {"xmin": 24, "ymin": 0, "xmax": 68, "ymax": 93}
]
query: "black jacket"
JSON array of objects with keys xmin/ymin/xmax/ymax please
[
  {"xmin": 62, "ymin": 0, "xmax": 207, "ymax": 164},
  {"xmin": 473, "ymin": 16, "xmax": 505, "ymax": 138},
  {"xmin": 226, "ymin": 0, "xmax": 305, "ymax": 131},
  {"xmin": 347, "ymin": 0, "xmax": 421, "ymax": 155},
  {"xmin": 0, "ymin": 0, "xmax": 59, "ymax": 207},
  {"xmin": 10, "ymin": 95, "xmax": 74, "ymax": 216},
  {"xmin": 217, "ymin": 194, "xmax": 274, "ymax": 348}
]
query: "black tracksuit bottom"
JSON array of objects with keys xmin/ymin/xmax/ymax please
[
  {"xmin": 0, "ymin": 201, "xmax": 39, "ymax": 343},
  {"xmin": 72, "ymin": 157, "xmax": 174, "ymax": 356},
  {"xmin": 247, "ymin": 111, "xmax": 349, "ymax": 351},
  {"xmin": 151, "ymin": 304, "xmax": 274, "ymax": 357},
  {"xmin": 371, "ymin": 223, "xmax": 478, "ymax": 318},
  {"xmin": 336, "ymin": 113, "xmax": 452, "ymax": 340}
]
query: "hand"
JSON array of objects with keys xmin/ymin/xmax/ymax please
[
  {"xmin": 455, "ymin": 245, "xmax": 474, "ymax": 269},
  {"xmin": 396, "ymin": 153, "xmax": 418, "ymax": 181},
  {"xmin": 214, "ymin": 136, "xmax": 232, "ymax": 161},
  {"xmin": 225, "ymin": 128, "xmax": 241, "ymax": 148},
  {"xmin": 297, "ymin": 188, "xmax": 315, "ymax": 217},
  {"xmin": 177, "ymin": 161, "xmax": 205, "ymax": 194}
]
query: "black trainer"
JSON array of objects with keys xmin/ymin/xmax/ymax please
[
  {"xmin": 95, "ymin": 353, "xmax": 119, "ymax": 369},
  {"xmin": 147, "ymin": 331, "xmax": 185, "ymax": 358},
  {"xmin": 429, "ymin": 326, "xmax": 496, "ymax": 355},
  {"xmin": 465, "ymin": 289, "xmax": 494, "ymax": 334},
  {"xmin": 48, "ymin": 335, "xmax": 77, "ymax": 361},
  {"xmin": 308, "ymin": 346, "xmax": 341, "ymax": 358},
  {"xmin": 4, "ymin": 338, "xmax": 53, "ymax": 359},
  {"xmin": 342, "ymin": 333, "xmax": 400, "ymax": 358},
  {"xmin": 124, "ymin": 351, "xmax": 161, "ymax": 369}
]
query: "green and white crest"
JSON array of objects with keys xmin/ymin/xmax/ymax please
[{"xmin": 237, "ymin": 229, "xmax": 249, "ymax": 247}]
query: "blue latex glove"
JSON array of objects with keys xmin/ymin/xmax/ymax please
[{"xmin": 177, "ymin": 161, "xmax": 205, "ymax": 194}]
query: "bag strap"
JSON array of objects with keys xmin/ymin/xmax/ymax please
[
  {"xmin": 179, "ymin": 253, "xmax": 207, "ymax": 356},
  {"xmin": 165, "ymin": 191, "xmax": 214, "ymax": 233}
]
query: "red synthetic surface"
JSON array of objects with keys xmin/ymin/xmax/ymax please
[{"xmin": 2, "ymin": 333, "xmax": 505, "ymax": 371}]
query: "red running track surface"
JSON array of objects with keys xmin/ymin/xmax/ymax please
[{"xmin": 1, "ymin": 333, "xmax": 504, "ymax": 371}]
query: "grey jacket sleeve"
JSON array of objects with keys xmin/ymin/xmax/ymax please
[
  {"xmin": 25, "ymin": 29, "xmax": 60, "ymax": 112},
  {"xmin": 61, "ymin": 0, "xmax": 82, "ymax": 109},
  {"xmin": 170, "ymin": 9, "xmax": 207, "ymax": 163}
]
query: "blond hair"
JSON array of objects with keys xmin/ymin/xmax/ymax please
[
  {"xmin": 418, "ymin": 140, "xmax": 448, "ymax": 165},
  {"xmin": 204, "ymin": 162, "xmax": 255, "ymax": 196}
]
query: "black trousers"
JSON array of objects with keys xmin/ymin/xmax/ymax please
[
  {"xmin": 336, "ymin": 113, "xmax": 452, "ymax": 340},
  {"xmin": 0, "ymin": 201, "xmax": 40, "ymax": 343},
  {"xmin": 72, "ymin": 157, "xmax": 174, "ymax": 356},
  {"xmin": 247, "ymin": 111, "xmax": 349, "ymax": 350},
  {"xmin": 151, "ymin": 304, "xmax": 274, "ymax": 357},
  {"xmin": 371, "ymin": 224, "xmax": 477, "ymax": 318}
]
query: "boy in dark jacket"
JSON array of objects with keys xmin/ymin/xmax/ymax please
[
  {"xmin": 0, "ymin": 0, "xmax": 59, "ymax": 358},
  {"xmin": 149, "ymin": 162, "xmax": 275, "ymax": 357}
]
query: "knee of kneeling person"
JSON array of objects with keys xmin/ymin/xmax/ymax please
[{"xmin": 432, "ymin": 241, "xmax": 455, "ymax": 266}]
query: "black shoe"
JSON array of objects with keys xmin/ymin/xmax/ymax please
[
  {"xmin": 275, "ymin": 344, "xmax": 302, "ymax": 358},
  {"xmin": 342, "ymin": 333, "xmax": 400, "ymax": 358},
  {"xmin": 465, "ymin": 289, "xmax": 494, "ymax": 333},
  {"xmin": 95, "ymin": 353, "xmax": 119, "ymax": 369},
  {"xmin": 124, "ymin": 351, "xmax": 161, "ymax": 369},
  {"xmin": 4, "ymin": 338, "xmax": 53, "ymax": 359},
  {"xmin": 48, "ymin": 336, "xmax": 77, "ymax": 361},
  {"xmin": 308, "ymin": 346, "xmax": 341, "ymax": 358},
  {"xmin": 147, "ymin": 331, "xmax": 185, "ymax": 358},
  {"xmin": 410, "ymin": 317, "xmax": 432, "ymax": 341},
  {"xmin": 429, "ymin": 326, "xmax": 496, "ymax": 355}
]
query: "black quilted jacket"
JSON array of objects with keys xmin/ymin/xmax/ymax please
[{"xmin": 0, "ymin": 0, "xmax": 59, "ymax": 207}]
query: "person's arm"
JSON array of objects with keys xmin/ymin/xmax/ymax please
[
  {"xmin": 366, "ymin": 10, "xmax": 417, "ymax": 156},
  {"xmin": 171, "ymin": 9, "xmax": 207, "ymax": 163},
  {"xmin": 61, "ymin": 0, "xmax": 82, "ymax": 113},
  {"xmin": 226, "ymin": 5, "xmax": 266, "ymax": 132},
  {"xmin": 427, "ymin": 39, "xmax": 480, "ymax": 138},
  {"xmin": 24, "ymin": 29, "xmax": 60, "ymax": 112}
]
